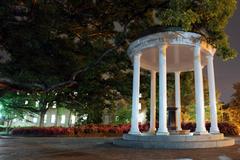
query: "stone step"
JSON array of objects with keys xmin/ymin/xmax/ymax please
[
  {"xmin": 114, "ymin": 137, "xmax": 235, "ymax": 149},
  {"xmin": 123, "ymin": 133, "xmax": 224, "ymax": 142}
]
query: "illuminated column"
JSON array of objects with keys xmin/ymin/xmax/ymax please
[
  {"xmin": 207, "ymin": 54, "xmax": 220, "ymax": 134},
  {"xmin": 156, "ymin": 45, "xmax": 169, "ymax": 135},
  {"xmin": 175, "ymin": 71, "xmax": 182, "ymax": 131},
  {"xmin": 193, "ymin": 44, "xmax": 208, "ymax": 134},
  {"xmin": 129, "ymin": 54, "xmax": 141, "ymax": 135},
  {"xmin": 149, "ymin": 70, "xmax": 156, "ymax": 133}
]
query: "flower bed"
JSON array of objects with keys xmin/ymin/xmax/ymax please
[
  {"xmin": 11, "ymin": 122, "xmax": 239, "ymax": 137},
  {"xmin": 182, "ymin": 122, "xmax": 240, "ymax": 136},
  {"xmin": 11, "ymin": 124, "xmax": 136, "ymax": 137}
]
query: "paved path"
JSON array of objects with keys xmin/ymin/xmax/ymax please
[{"xmin": 0, "ymin": 137, "xmax": 240, "ymax": 160}]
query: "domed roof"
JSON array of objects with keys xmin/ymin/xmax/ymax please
[{"xmin": 127, "ymin": 29, "xmax": 215, "ymax": 73}]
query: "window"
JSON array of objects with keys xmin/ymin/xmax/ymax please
[
  {"xmin": 61, "ymin": 115, "xmax": 66, "ymax": 124},
  {"xmin": 52, "ymin": 104, "xmax": 56, "ymax": 108},
  {"xmin": 52, "ymin": 101, "xmax": 57, "ymax": 108},
  {"xmin": 71, "ymin": 115, "xmax": 76, "ymax": 124},
  {"xmin": 35, "ymin": 100, "xmax": 39, "ymax": 107},
  {"xmin": 44, "ymin": 115, "xmax": 47, "ymax": 123},
  {"xmin": 51, "ymin": 115, "xmax": 56, "ymax": 123},
  {"xmin": 33, "ymin": 117, "xmax": 38, "ymax": 123}
]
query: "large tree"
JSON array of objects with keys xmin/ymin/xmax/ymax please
[{"xmin": 0, "ymin": 0, "xmax": 237, "ymax": 124}]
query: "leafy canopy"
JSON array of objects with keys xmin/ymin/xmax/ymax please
[{"xmin": 0, "ymin": 0, "xmax": 237, "ymax": 124}]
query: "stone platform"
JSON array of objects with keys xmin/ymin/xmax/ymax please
[{"xmin": 113, "ymin": 133, "xmax": 235, "ymax": 149}]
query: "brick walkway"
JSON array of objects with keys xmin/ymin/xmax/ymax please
[{"xmin": 0, "ymin": 137, "xmax": 239, "ymax": 160}]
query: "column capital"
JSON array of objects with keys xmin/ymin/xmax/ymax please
[
  {"xmin": 175, "ymin": 71, "xmax": 181, "ymax": 75},
  {"xmin": 194, "ymin": 41, "xmax": 201, "ymax": 47},
  {"xmin": 158, "ymin": 44, "xmax": 168, "ymax": 57},
  {"xmin": 150, "ymin": 70, "xmax": 157, "ymax": 74},
  {"xmin": 158, "ymin": 44, "xmax": 168, "ymax": 49},
  {"xmin": 194, "ymin": 45, "xmax": 201, "ymax": 55},
  {"xmin": 134, "ymin": 52, "xmax": 142, "ymax": 58}
]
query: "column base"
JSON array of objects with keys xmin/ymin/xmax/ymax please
[
  {"xmin": 148, "ymin": 128, "xmax": 156, "ymax": 134},
  {"xmin": 128, "ymin": 130, "xmax": 141, "ymax": 135},
  {"xmin": 156, "ymin": 130, "xmax": 169, "ymax": 135},
  {"xmin": 210, "ymin": 127, "xmax": 220, "ymax": 134},
  {"xmin": 194, "ymin": 131, "xmax": 209, "ymax": 135},
  {"xmin": 176, "ymin": 127, "xmax": 182, "ymax": 131}
]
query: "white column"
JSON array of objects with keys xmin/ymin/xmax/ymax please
[
  {"xmin": 175, "ymin": 71, "xmax": 182, "ymax": 131},
  {"xmin": 129, "ymin": 54, "xmax": 141, "ymax": 135},
  {"xmin": 207, "ymin": 55, "xmax": 220, "ymax": 134},
  {"xmin": 193, "ymin": 44, "xmax": 208, "ymax": 134},
  {"xmin": 156, "ymin": 45, "xmax": 169, "ymax": 135},
  {"xmin": 149, "ymin": 70, "xmax": 156, "ymax": 133}
]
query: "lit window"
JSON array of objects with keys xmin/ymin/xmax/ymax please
[
  {"xmin": 61, "ymin": 115, "xmax": 66, "ymax": 124},
  {"xmin": 44, "ymin": 115, "xmax": 47, "ymax": 123},
  {"xmin": 82, "ymin": 114, "xmax": 88, "ymax": 120},
  {"xmin": 33, "ymin": 117, "xmax": 38, "ymax": 123},
  {"xmin": 51, "ymin": 115, "xmax": 56, "ymax": 123},
  {"xmin": 46, "ymin": 103, "xmax": 49, "ymax": 109},
  {"xmin": 23, "ymin": 115, "xmax": 27, "ymax": 122},
  {"xmin": 35, "ymin": 100, "xmax": 39, "ymax": 107},
  {"xmin": 71, "ymin": 115, "xmax": 76, "ymax": 124},
  {"xmin": 52, "ymin": 104, "xmax": 56, "ymax": 108},
  {"xmin": 52, "ymin": 101, "xmax": 56, "ymax": 108}
]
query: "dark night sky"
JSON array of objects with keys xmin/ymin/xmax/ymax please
[{"xmin": 213, "ymin": 1, "xmax": 240, "ymax": 103}]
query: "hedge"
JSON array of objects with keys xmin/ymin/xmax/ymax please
[
  {"xmin": 182, "ymin": 122, "xmax": 240, "ymax": 136},
  {"xmin": 11, "ymin": 122, "xmax": 239, "ymax": 137}
]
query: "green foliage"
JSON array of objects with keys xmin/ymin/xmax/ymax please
[
  {"xmin": 0, "ymin": 92, "xmax": 27, "ymax": 132},
  {"xmin": 155, "ymin": 0, "xmax": 237, "ymax": 60},
  {"xmin": 230, "ymin": 82, "xmax": 240, "ymax": 107},
  {"xmin": 182, "ymin": 122, "xmax": 240, "ymax": 136},
  {"xmin": 0, "ymin": 0, "xmax": 237, "ymax": 124},
  {"xmin": 223, "ymin": 82, "xmax": 240, "ymax": 127},
  {"xmin": 224, "ymin": 106, "xmax": 240, "ymax": 127},
  {"xmin": 113, "ymin": 107, "xmax": 131, "ymax": 124},
  {"xmin": 0, "ymin": 0, "xmax": 82, "ymax": 85}
]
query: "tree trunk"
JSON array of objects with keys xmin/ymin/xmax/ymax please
[
  {"xmin": 5, "ymin": 120, "xmax": 12, "ymax": 134},
  {"xmin": 39, "ymin": 111, "xmax": 45, "ymax": 127},
  {"xmin": 39, "ymin": 98, "xmax": 48, "ymax": 127},
  {"xmin": 68, "ymin": 111, "xmax": 72, "ymax": 127},
  {"xmin": 55, "ymin": 108, "xmax": 59, "ymax": 127}
]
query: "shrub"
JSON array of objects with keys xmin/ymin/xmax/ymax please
[
  {"xmin": 217, "ymin": 122, "xmax": 240, "ymax": 136},
  {"xmin": 0, "ymin": 126, "xmax": 5, "ymax": 132},
  {"xmin": 10, "ymin": 122, "xmax": 239, "ymax": 137},
  {"xmin": 11, "ymin": 127, "xmax": 75, "ymax": 137},
  {"xmin": 11, "ymin": 124, "xmax": 134, "ymax": 137},
  {"xmin": 182, "ymin": 122, "xmax": 240, "ymax": 136}
]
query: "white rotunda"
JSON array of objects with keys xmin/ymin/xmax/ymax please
[{"xmin": 114, "ymin": 28, "xmax": 235, "ymax": 149}]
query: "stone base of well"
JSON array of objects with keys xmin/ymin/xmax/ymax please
[{"xmin": 113, "ymin": 133, "xmax": 235, "ymax": 149}]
